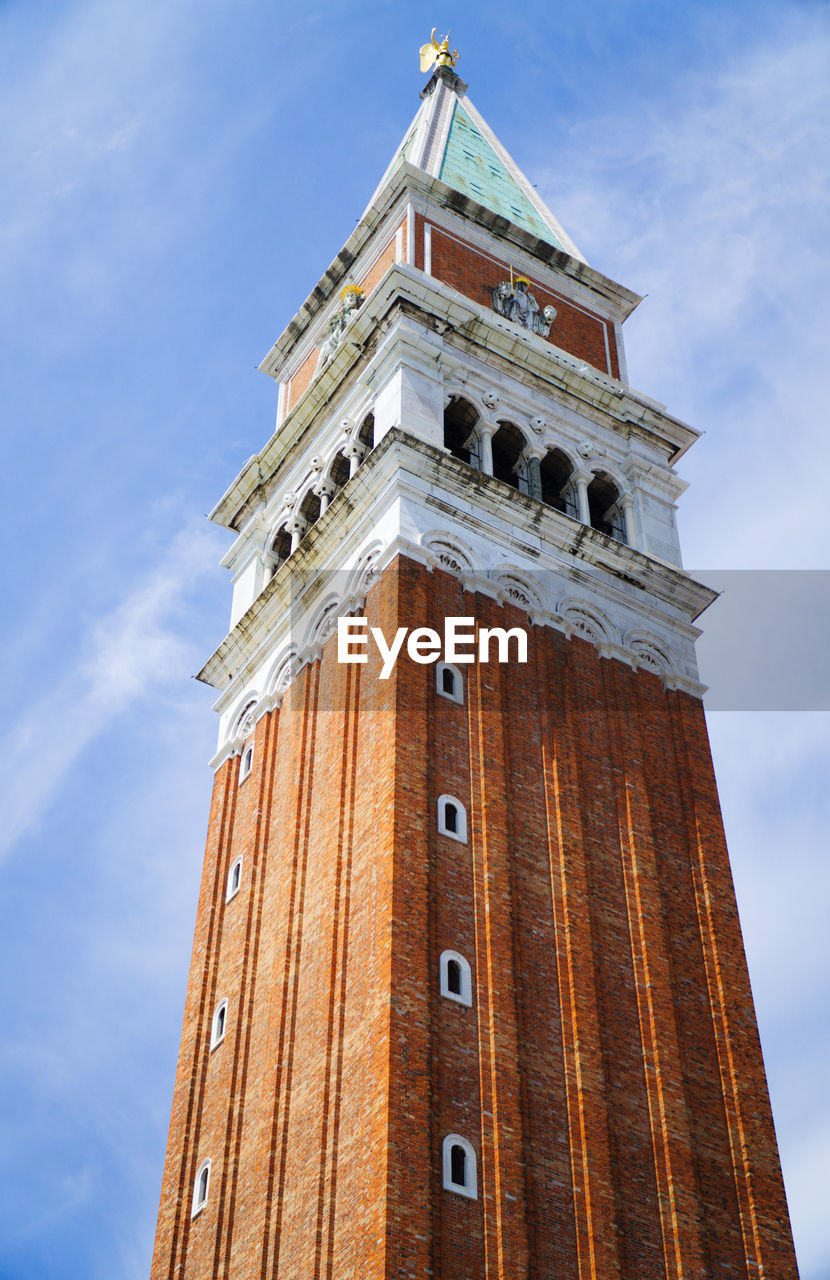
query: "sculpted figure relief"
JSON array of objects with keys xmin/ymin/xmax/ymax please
[
  {"xmin": 490, "ymin": 276, "xmax": 557, "ymax": 338},
  {"xmin": 315, "ymin": 285, "xmax": 365, "ymax": 374}
]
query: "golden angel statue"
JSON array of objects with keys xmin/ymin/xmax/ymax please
[{"xmin": 419, "ymin": 29, "xmax": 458, "ymax": 73}]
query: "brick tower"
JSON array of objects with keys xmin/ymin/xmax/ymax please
[{"xmin": 150, "ymin": 49, "xmax": 799, "ymax": 1280}]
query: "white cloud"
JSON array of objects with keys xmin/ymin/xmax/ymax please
[
  {"xmin": 540, "ymin": 11, "xmax": 830, "ymax": 568},
  {"xmin": 0, "ymin": 520, "xmax": 219, "ymax": 860}
]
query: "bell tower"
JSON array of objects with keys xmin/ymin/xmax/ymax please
[{"xmin": 150, "ymin": 47, "xmax": 799, "ymax": 1280}]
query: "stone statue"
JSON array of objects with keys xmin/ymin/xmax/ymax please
[
  {"xmin": 490, "ymin": 280, "xmax": 509, "ymax": 317},
  {"xmin": 490, "ymin": 277, "xmax": 557, "ymax": 338},
  {"xmin": 508, "ymin": 277, "xmax": 539, "ymax": 330},
  {"xmin": 538, "ymin": 304, "xmax": 557, "ymax": 338},
  {"xmin": 315, "ymin": 285, "xmax": 365, "ymax": 374}
]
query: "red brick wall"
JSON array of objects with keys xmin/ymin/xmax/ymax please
[
  {"xmin": 416, "ymin": 213, "xmax": 621, "ymax": 378},
  {"xmin": 151, "ymin": 556, "xmax": 798, "ymax": 1280}
]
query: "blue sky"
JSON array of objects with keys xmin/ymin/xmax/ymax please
[{"xmin": 1, "ymin": 1, "xmax": 828, "ymax": 1276}]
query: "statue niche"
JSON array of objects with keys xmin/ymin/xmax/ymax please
[{"xmin": 491, "ymin": 276, "xmax": 556, "ymax": 338}]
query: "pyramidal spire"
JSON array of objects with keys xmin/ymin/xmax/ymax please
[{"xmin": 368, "ymin": 45, "xmax": 584, "ymax": 263}]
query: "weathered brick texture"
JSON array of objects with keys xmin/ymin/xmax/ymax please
[{"xmin": 151, "ymin": 556, "xmax": 798, "ymax": 1280}]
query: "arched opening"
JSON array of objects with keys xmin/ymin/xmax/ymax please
[
  {"xmin": 192, "ymin": 1159, "xmax": 211, "ymax": 1216},
  {"xmin": 443, "ymin": 396, "xmax": 479, "ymax": 465},
  {"xmin": 439, "ymin": 950, "xmax": 473, "ymax": 1005},
  {"xmin": 436, "ymin": 661, "xmax": 464, "ymax": 705},
  {"xmin": 491, "ymin": 422, "xmax": 527, "ymax": 492},
  {"xmin": 540, "ymin": 448, "xmax": 577, "ymax": 515},
  {"xmin": 271, "ymin": 527, "xmax": 292, "ymax": 569},
  {"xmin": 587, "ymin": 471, "xmax": 627, "ymax": 543},
  {"xmin": 240, "ymin": 745, "xmax": 254, "ymax": 781},
  {"xmin": 358, "ymin": 412, "xmax": 375, "ymax": 452},
  {"xmin": 299, "ymin": 489, "xmax": 321, "ymax": 531},
  {"xmin": 442, "ymin": 1134, "xmax": 477, "ymax": 1198},
  {"xmin": 329, "ymin": 451, "xmax": 351, "ymax": 496},
  {"xmin": 226, "ymin": 856, "xmax": 243, "ymax": 901},
  {"xmin": 437, "ymin": 795, "xmax": 468, "ymax": 843},
  {"xmin": 211, "ymin": 1000, "xmax": 228, "ymax": 1049}
]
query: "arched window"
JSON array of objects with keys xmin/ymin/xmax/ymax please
[
  {"xmin": 358, "ymin": 412, "xmax": 375, "ymax": 452},
  {"xmin": 226, "ymin": 856, "xmax": 243, "ymax": 902},
  {"xmin": 299, "ymin": 488, "xmax": 321, "ymax": 533},
  {"xmin": 443, "ymin": 396, "xmax": 480, "ymax": 466},
  {"xmin": 191, "ymin": 1158, "xmax": 211, "ymax": 1216},
  {"xmin": 540, "ymin": 448, "xmax": 577, "ymax": 516},
  {"xmin": 491, "ymin": 421, "xmax": 528, "ymax": 492},
  {"xmin": 210, "ymin": 999, "xmax": 228, "ymax": 1049},
  {"xmin": 436, "ymin": 661, "xmax": 464, "ymax": 705},
  {"xmin": 328, "ymin": 451, "xmax": 351, "ymax": 502},
  {"xmin": 440, "ymin": 950, "xmax": 472, "ymax": 1005},
  {"xmin": 587, "ymin": 471, "xmax": 627, "ymax": 543},
  {"xmin": 271, "ymin": 526, "xmax": 292, "ymax": 570},
  {"xmin": 442, "ymin": 1134, "xmax": 477, "ymax": 1198},
  {"xmin": 437, "ymin": 794, "xmax": 468, "ymax": 843},
  {"xmin": 239, "ymin": 744, "xmax": 254, "ymax": 782}
]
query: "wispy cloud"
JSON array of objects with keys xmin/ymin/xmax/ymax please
[
  {"xmin": 0, "ymin": 520, "xmax": 219, "ymax": 860},
  {"xmin": 540, "ymin": 11, "xmax": 830, "ymax": 567}
]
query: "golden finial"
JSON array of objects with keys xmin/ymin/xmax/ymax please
[{"xmin": 419, "ymin": 28, "xmax": 458, "ymax": 74}]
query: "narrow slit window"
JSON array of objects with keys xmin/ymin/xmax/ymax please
[
  {"xmin": 192, "ymin": 1159, "xmax": 211, "ymax": 1216},
  {"xmin": 240, "ymin": 745, "xmax": 254, "ymax": 782},
  {"xmin": 226, "ymin": 856, "xmax": 243, "ymax": 902},
  {"xmin": 211, "ymin": 1000, "xmax": 228, "ymax": 1050}
]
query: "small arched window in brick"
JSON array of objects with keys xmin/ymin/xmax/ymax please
[
  {"xmin": 192, "ymin": 1159, "xmax": 211, "ymax": 1216},
  {"xmin": 210, "ymin": 1000, "xmax": 228, "ymax": 1050},
  {"xmin": 437, "ymin": 795, "xmax": 467, "ymax": 843},
  {"xmin": 440, "ymin": 950, "xmax": 472, "ymax": 1006},
  {"xmin": 239, "ymin": 745, "xmax": 254, "ymax": 783},
  {"xmin": 442, "ymin": 1135, "xmax": 477, "ymax": 1198},
  {"xmin": 436, "ymin": 661, "xmax": 464, "ymax": 705},
  {"xmin": 226, "ymin": 856, "xmax": 243, "ymax": 903}
]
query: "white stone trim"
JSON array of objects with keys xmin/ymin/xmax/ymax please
[{"xmin": 202, "ymin": 432, "xmax": 712, "ymax": 756}]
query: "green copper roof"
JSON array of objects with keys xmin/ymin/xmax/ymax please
[{"xmin": 439, "ymin": 104, "xmax": 560, "ymax": 246}]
